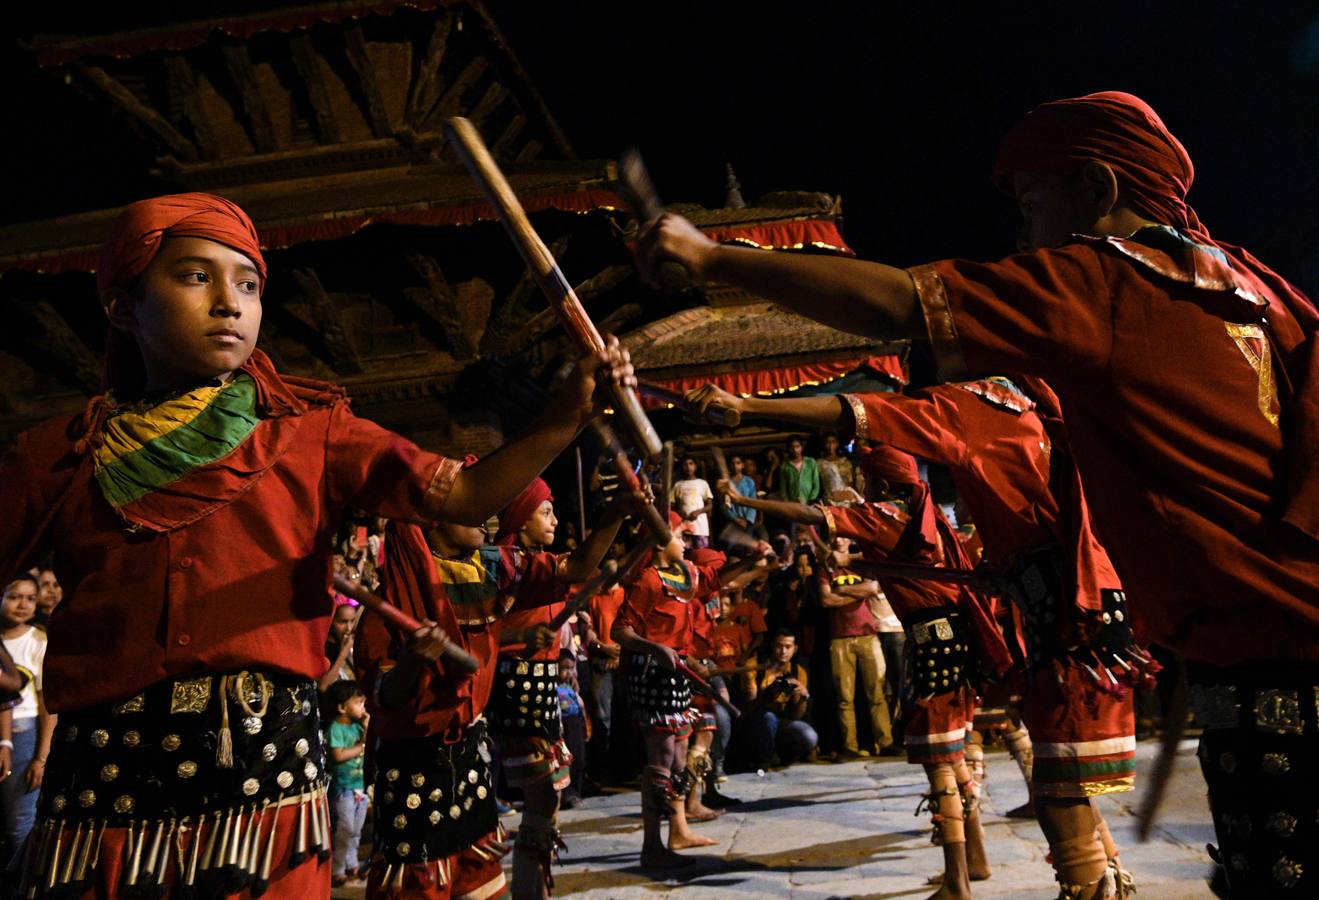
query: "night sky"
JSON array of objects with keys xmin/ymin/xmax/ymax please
[{"xmin": 5, "ymin": 2, "xmax": 1319, "ymax": 287}]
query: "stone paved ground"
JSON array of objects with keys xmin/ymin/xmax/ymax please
[{"xmin": 337, "ymin": 738, "xmax": 1216, "ymax": 899}]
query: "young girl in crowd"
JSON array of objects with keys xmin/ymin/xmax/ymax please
[
  {"xmin": 1, "ymin": 576, "xmax": 54, "ymax": 875},
  {"xmin": 324, "ymin": 680, "xmax": 370, "ymax": 888}
]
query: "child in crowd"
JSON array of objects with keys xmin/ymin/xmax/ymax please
[
  {"xmin": 1, "ymin": 576, "xmax": 55, "ymax": 875},
  {"xmin": 555, "ymin": 651, "xmax": 588, "ymax": 809},
  {"xmin": 324, "ymin": 680, "xmax": 370, "ymax": 888}
]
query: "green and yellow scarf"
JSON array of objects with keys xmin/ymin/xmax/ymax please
[{"xmin": 93, "ymin": 374, "xmax": 261, "ymax": 509}]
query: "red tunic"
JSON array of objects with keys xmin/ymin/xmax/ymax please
[
  {"xmin": 354, "ymin": 526, "xmax": 561, "ymax": 742},
  {"xmin": 497, "ymin": 551, "xmax": 568, "ymax": 661},
  {"xmin": 911, "ymin": 231, "xmax": 1319, "ymax": 662},
  {"xmin": 0, "ymin": 397, "xmax": 458, "ymax": 713},
  {"xmin": 842, "ymin": 378, "xmax": 1121, "ymax": 631},
  {"xmin": 616, "ymin": 555, "xmax": 725, "ymax": 653}
]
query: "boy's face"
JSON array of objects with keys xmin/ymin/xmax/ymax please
[
  {"xmin": 795, "ymin": 553, "xmax": 813, "ymax": 578},
  {"xmin": 558, "ymin": 658, "xmax": 574, "ymax": 683},
  {"xmin": 683, "ymin": 458, "xmax": 698, "ymax": 478},
  {"xmin": 2, "ymin": 581, "xmax": 38, "ymax": 626},
  {"xmin": 519, "ymin": 500, "xmax": 558, "ymax": 548},
  {"xmin": 1011, "ymin": 170, "xmax": 1098, "ymax": 252},
  {"xmin": 340, "ymin": 693, "xmax": 367, "ymax": 721},
  {"xmin": 110, "ymin": 236, "xmax": 262, "ymax": 388},
  {"xmin": 431, "ymin": 521, "xmax": 486, "ymax": 555},
  {"xmin": 788, "ymin": 439, "xmax": 803, "ymax": 460},
  {"xmin": 744, "ymin": 459, "xmax": 758, "ymax": 477},
  {"xmin": 717, "ymin": 593, "xmax": 732, "ymax": 619},
  {"xmin": 660, "ymin": 534, "xmax": 686, "ymax": 565},
  {"xmin": 731, "ymin": 456, "xmax": 744, "ymax": 475},
  {"xmin": 824, "ymin": 435, "xmax": 839, "ymax": 456},
  {"xmin": 331, "ymin": 605, "xmax": 358, "ymax": 641},
  {"xmin": 37, "ymin": 571, "xmax": 62, "ymax": 612}
]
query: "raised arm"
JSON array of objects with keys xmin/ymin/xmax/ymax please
[
  {"xmin": 639, "ymin": 213, "xmax": 922, "ymax": 340},
  {"xmin": 714, "ymin": 481, "xmax": 826, "ymax": 527},
  {"xmin": 443, "ymin": 337, "xmax": 635, "ymax": 524}
]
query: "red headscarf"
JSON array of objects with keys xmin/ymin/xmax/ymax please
[
  {"xmin": 993, "ymin": 91, "xmax": 1319, "ymax": 541},
  {"xmin": 97, "ymin": 192, "xmax": 266, "ymax": 296},
  {"xmin": 95, "ymin": 193, "xmax": 269, "ymax": 400},
  {"xmin": 992, "ymin": 91, "xmax": 1202, "ymax": 236},
  {"xmin": 858, "ymin": 445, "xmax": 920, "ymax": 486},
  {"xmin": 495, "ymin": 478, "xmax": 553, "ymax": 546}
]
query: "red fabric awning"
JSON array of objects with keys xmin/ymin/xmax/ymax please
[
  {"xmin": 641, "ymin": 354, "xmax": 906, "ymax": 409},
  {"xmin": 5, "ymin": 193, "xmax": 852, "ymax": 277}
]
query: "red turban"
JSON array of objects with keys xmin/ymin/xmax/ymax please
[
  {"xmin": 495, "ymin": 478, "xmax": 553, "ymax": 546},
  {"xmin": 992, "ymin": 91, "xmax": 1204, "ymax": 237},
  {"xmin": 859, "ymin": 445, "xmax": 921, "ymax": 486},
  {"xmin": 97, "ymin": 192, "xmax": 266, "ymax": 297}
]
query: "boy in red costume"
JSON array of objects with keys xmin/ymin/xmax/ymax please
[
  {"xmin": 693, "ymin": 377, "xmax": 1141, "ymax": 897},
  {"xmin": 611, "ymin": 533, "xmax": 729, "ymax": 869},
  {"xmin": 721, "ymin": 446, "xmax": 1009, "ymax": 900},
  {"xmin": 0, "ymin": 193, "xmax": 633, "ymax": 898},
  {"xmin": 646, "ymin": 92, "xmax": 1319, "ymax": 897}
]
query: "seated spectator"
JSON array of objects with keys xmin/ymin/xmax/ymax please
[
  {"xmin": 819, "ymin": 539, "xmax": 897, "ymax": 759},
  {"xmin": 2, "ymin": 576, "xmax": 55, "ymax": 874},
  {"xmin": 745, "ymin": 629, "xmax": 818, "ymax": 768},
  {"xmin": 322, "ymin": 680, "xmax": 369, "ymax": 888}
]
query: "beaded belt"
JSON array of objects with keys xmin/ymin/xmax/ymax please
[
  {"xmin": 626, "ymin": 652, "xmax": 692, "ymax": 717},
  {"xmin": 22, "ymin": 669, "xmax": 330, "ymax": 898},
  {"xmin": 489, "ymin": 658, "xmax": 562, "ymax": 740},
  {"xmin": 372, "ymin": 718, "xmax": 499, "ymax": 866},
  {"xmin": 906, "ymin": 608, "xmax": 975, "ymax": 700}
]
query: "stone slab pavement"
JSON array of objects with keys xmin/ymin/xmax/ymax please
[{"xmin": 336, "ymin": 738, "xmax": 1216, "ymax": 899}]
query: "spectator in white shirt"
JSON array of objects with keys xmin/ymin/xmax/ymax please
[{"xmin": 671, "ymin": 457, "xmax": 714, "ymax": 549}]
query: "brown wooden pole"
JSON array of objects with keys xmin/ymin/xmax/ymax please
[
  {"xmin": 332, "ymin": 574, "xmax": 480, "ymax": 675},
  {"xmin": 444, "ymin": 117, "xmax": 663, "ymax": 458}
]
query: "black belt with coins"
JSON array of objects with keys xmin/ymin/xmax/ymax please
[
  {"xmin": 372, "ymin": 718, "xmax": 498, "ymax": 866},
  {"xmin": 906, "ymin": 607, "xmax": 975, "ymax": 701},
  {"xmin": 1189, "ymin": 661, "xmax": 1319, "ymax": 897},
  {"xmin": 23, "ymin": 669, "xmax": 329, "ymax": 898},
  {"xmin": 1003, "ymin": 544, "xmax": 1140, "ymax": 680},
  {"xmin": 488, "ymin": 658, "xmax": 562, "ymax": 740},
  {"xmin": 626, "ymin": 652, "xmax": 693, "ymax": 727}
]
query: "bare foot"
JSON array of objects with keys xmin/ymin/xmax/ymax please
[
  {"xmin": 685, "ymin": 802, "xmax": 721, "ymax": 822},
  {"xmin": 927, "ymin": 868, "xmax": 991, "ymax": 885},
  {"xmin": 923, "ymin": 881, "xmax": 973, "ymax": 900},
  {"xmin": 668, "ymin": 830, "xmax": 719, "ymax": 850},
  {"xmin": 640, "ymin": 845, "xmax": 694, "ymax": 868}
]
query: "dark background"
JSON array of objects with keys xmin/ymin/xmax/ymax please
[{"xmin": 4, "ymin": 2, "xmax": 1319, "ymax": 285}]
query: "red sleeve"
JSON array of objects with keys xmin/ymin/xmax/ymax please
[
  {"xmin": 326, "ymin": 403, "xmax": 462, "ymax": 521},
  {"xmin": 616, "ymin": 571, "xmax": 660, "ymax": 636},
  {"xmin": 508, "ymin": 551, "xmax": 566, "ymax": 613},
  {"xmin": 841, "ymin": 389, "xmax": 968, "ymax": 469},
  {"xmin": 820, "ymin": 503, "xmax": 903, "ymax": 555},
  {"xmin": 747, "ymin": 603, "xmax": 767, "ymax": 635},
  {"xmin": 911, "ymin": 244, "xmax": 1115, "ymax": 382}
]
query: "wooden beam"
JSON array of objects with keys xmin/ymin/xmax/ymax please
[
  {"xmin": 418, "ymin": 56, "xmax": 488, "ymax": 133},
  {"xmin": 480, "ymin": 234, "xmax": 568, "ymax": 356},
  {"xmin": 164, "ymin": 55, "xmax": 219, "ymax": 160},
  {"xmin": 511, "ymin": 264, "xmax": 632, "ymax": 346},
  {"xmin": 468, "ymin": 81, "xmax": 509, "ymax": 129},
  {"xmin": 597, "ymin": 302, "xmax": 643, "ymax": 336},
  {"xmin": 406, "ymin": 12, "xmax": 454, "ymax": 129},
  {"xmin": 220, "ymin": 44, "xmax": 281, "ymax": 152},
  {"xmin": 289, "ymin": 34, "xmax": 343, "ymax": 144},
  {"xmin": 73, "ymin": 63, "xmax": 199, "ymax": 162},
  {"xmin": 342, "ymin": 24, "xmax": 394, "ymax": 138},
  {"xmin": 290, "ymin": 268, "xmax": 364, "ymax": 375},
  {"xmin": 403, "ymin": 254, "xmax": 483, "ymax": 360},
  {"xmin": 491, "ymin": 112, "xmax": 525, "ymax": 161},
  {"xmin": 20, "ymin": 300, "xmax": 102, "ymax": 393}
]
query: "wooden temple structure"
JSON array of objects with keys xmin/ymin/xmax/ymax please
[{"xmin": 0, "ymin": 0, "xmax": 906, "ymax": 458}]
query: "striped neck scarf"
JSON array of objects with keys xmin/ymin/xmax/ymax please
[{"xmin": 93, "ymin": 374, "xmax": 261, "ymax": 510}]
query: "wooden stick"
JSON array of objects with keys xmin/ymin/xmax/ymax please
[
  {"xmin": 659, "ymin": 441, "xmax": 674, "ymax": 522},
  {"xmin": 617, "ymin": 148, "xmax": 691, "ymax": 293},
  {"xmin": 332, "ymin": 574, "xmax": 480, "ymax": 675},
  {"xmin": 638, "ymin": 381, "xmax": 741, "ymax": 428},
  {"xmin": 445, "ymin": 117, "xmax": 663, "ymax": 458},
  {"xmin": 676, "ymin": 660, "xmax": 740, "ymax": 719},
  {"xmin": 574, "ymin": 446, "xmax": 587, "ymax": 540},
  {"xmin": 587, "ymin": 419, "xmax": 672, "ymax": 546},
  {"xmin": 547, "ymin": 540, "xmax": 652, "ymax": 633}
]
